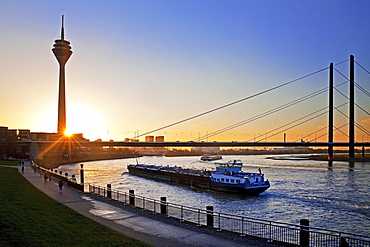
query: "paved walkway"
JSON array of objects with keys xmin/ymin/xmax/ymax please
[{"xmin": 11, "ymin": 162, "xmax": 281, "ymax": 247}]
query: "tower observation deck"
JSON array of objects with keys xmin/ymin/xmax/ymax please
[{"xmin": 52, "ymin": 15, "xmax": 73, "ymax": 135}]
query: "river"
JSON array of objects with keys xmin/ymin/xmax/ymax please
[{"xmin": 59, "ymin": 155, "xmax": 370, "ymax": 237}]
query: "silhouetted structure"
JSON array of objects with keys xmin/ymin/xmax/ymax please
[
  {"xmin": 52, "ymin": 15, "xmax": 72, "ymax": 135},
  {"xmin": 349, "ymin": 55, "xmax": 355, "ymax": 159}
]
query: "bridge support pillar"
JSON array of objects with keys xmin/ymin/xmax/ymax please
[
  {"xmin": 349, "ymin": 55, "xmax": 355, "ymax": 160},
  {"xmin": 328, "ymin": 62, "xmax": 334, "ymax": 161},
  {"xmin": 29, "ymin": 142, "xmax": 41, "ymax": 162}
]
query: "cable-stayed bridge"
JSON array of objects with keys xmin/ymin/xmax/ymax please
[
  {"xmin": 124, "ymin": 56, "xmax": 369, "ymax": 152},
  {"xmin": 22, "ymin": 55, "xmax": 370, "ymax": 162}
]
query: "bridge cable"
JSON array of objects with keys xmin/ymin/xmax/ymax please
[
  {"xmin": 254, "ymin": 102, "xmax": 348, "ymax": 143},
  {"xmin": 253, "ymin": 107, "xmax": 328, "ymax": 142},
  {"xmin": 194, "ymin": 63, "xmax": 348, "ymax": 141},
  {"xmin": 331, "ymin": 97, "xmax": 370, "ymax": 135},
  {"xmin": 200, "ymin": 79, "xmax": 370, "ymax": 142},
  {"xmin": 334, "ymin": 124, "xmax": 350, "ymax": 138},
  {"xmin": 335, "ymin": 67, "xmax": 370, "ymax": 99},
  {"xmin": 335, "ymin": 59, "xmax": 350, "ymax": 66},
  {"xmin": 336, "ymin": 87, "xmax": 370, "ymax": 116},
  {"xmin": 295, "ymin": 125, "xmax": 327, "ymax": 142},
  {"xmin": 332, "ymin": 103, "xmax": 370, "ymax": 136},
  {"xmin": 334, "ymin": 67, "xmax": 349, "ymax": 80},
  {"xmin": 196, "ymin": 81, "xmax": 349, "ymax": 141},
  {"xmin": 133, "ymin": 66, "xmax": 329, "ymax": 139},
  {"xmin": 355, "ymin": 61, "xmax": 370, "ymax": 75},
  {"xmin": 291, "ymin": 104, "xmax": 349, "ymax": 143},
  {"xmin": 356, "ymin": 123, "xmax": 370, "ymax": 136},
  {"xmin": 333, "ymin": 85, "xmax": 370, "ymax": 117},
  {"xmin": 193, "ymin": 87, "xmax": 329, "ymax": 141},
  {"xmin": 304, "ymin": 124, "xmax": 341, "ymax": 143},
  {"xmin": 303, "ymin": 123, "xmax": 350, "ymax": 143},
  {"xmin": 355, "ymin": 83, "xmax": 370, "ymax": 98},
  {"xmin": 253, "ymin": 110, "xmax": 329, "ymax": 143}
]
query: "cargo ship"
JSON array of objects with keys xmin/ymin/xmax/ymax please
[
  {"xmin": 200, "ymin": 154, "xmax": 222, "ymax": 161},
  {"xmin": 127, "ymin": 160, "xmax": 270, "ymax": 195}
]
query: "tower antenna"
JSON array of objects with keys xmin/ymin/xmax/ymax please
[{"xmin": 61, "ymin": 15, "xmax": 65, "ymax": 40}]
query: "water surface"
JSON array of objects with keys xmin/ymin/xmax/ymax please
[{"xmin": 60, "ymin": 155, "xmax": 370, "ymax": 236}]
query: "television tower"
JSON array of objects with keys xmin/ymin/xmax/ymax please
[{"xmin": 52, "ymin": 15, "xmax": 73, "ymax": 135}]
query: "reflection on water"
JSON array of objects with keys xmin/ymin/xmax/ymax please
[{"xmin": 60, "ymin": 155, "xmax": 370, "ymax": 236}]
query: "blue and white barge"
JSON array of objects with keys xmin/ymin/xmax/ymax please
[
  {"xmin": 209, "ymin": 160, "xmax": 270, "ymax": 194},
  {"xmin": 127, "ymin": 159, "xmax": 270, "ymax": 195}
]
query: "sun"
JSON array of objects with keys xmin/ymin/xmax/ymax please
[{"xmin": 64, "ymin": 130, "xmax": 73, "ymax": 137}]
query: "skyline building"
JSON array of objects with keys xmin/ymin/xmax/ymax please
[{"xmin": 52, "ymin": 15, "xmax": 73, "ymax": 135}]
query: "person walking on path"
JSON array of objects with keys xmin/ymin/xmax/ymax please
[
  {"xmin": 21, "ymin": 162, "xmax": 24, "ymax": 174},
  {"xmin": 44, "ymin": 172, "xmax": 49, "ymax": 181},
  {"xmin": 58, "ymin": 180, "xmax": 64, "ymax": 192},
  {"xmin": 340, "ymin": 236, "xmax": 349, "ymax": 247}
]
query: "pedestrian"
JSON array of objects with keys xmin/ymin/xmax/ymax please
[
  {"xmin": 21, "ymin": 163, "xmax": 24, "ymax": 174},
  {"xmin": 44, "ymin": 172, "xmax": 49, "ymax": 181},
  {"xmin": 58, "ymin": 180, "xmax": 64, "ymax": 192},
  {"xmin": 340, "ymin": 236, "xmax": 349, "ymax": 247}
]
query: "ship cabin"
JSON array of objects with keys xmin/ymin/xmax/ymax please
[
  {"xmin": 214, "ymin": 159, "xmax": 243, "ymax": 173},
  {"xmin": 211, "ymin": 160, "xmax": 269, "ymax": 189}
]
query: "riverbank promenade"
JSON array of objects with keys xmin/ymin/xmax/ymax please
[{"xmin": 16, "ymin": 161, "xmax": 281, "ymax": 247}]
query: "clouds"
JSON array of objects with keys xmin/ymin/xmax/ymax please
[{"xmin": 361, "ymin": 118, "xmax": 370, "ymax": 126}]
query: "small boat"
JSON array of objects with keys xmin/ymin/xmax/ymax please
[
  {"xmin": 127, "ymin": 159, "xmax": 270, "ymax": 195},
  {"xmin": 200, "ymin": 154, "xmax": 222, "ymax": 161}
]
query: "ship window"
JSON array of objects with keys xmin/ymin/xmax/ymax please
[
  {"xmin": 221, "ymin": 178, "xmax": 224, "ymax": 182},
  {"xmin": 226, "ymin": 179, "xmax": 229, "ymax": 182},
  {"xmin": 236, "ymin": 180, "xmax": 240, "ymax": 184},
  {"xmin": 231, "ymin": 179, "xmax": 234, "ymax": 183}
]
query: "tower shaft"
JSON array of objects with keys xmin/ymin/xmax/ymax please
[{"xmin": 57, "ymin": 64, "xmax": 67, "ymax": 134}]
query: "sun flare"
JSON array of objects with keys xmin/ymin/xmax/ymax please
[
  {"xmin": 64, "ymin": 130, "xmax": 73, "ymax": 137},
  {"xmin": 66, "ymin": 103, "xmax": 105, "ymax": 140}
]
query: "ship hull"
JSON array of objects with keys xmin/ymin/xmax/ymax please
[
  {"xmin": 200, "ymin": 155, "xmax": 222, "ymax": 161},
  {"xmin": 127, "ymin": 165, "xmax": 269, "ymax": 195}
]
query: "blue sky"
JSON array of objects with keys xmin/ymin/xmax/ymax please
[{"xmin": 1, "ymin": 0, "xmax": 369, "ymax": 142}]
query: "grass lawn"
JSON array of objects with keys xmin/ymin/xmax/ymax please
[
  {"xmin": 0, "ymin": 167, "xmax": 151, "ymax": 247},
  {"xmin": 0, "ymin": 160, "xmax": 20, "ymax": 166}
]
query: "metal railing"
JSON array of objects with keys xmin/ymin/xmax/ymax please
[
  {"xmin": 31, "ymin": 161, "xmax": 84, "ymax": 191},
  {"xmin": 88, "ymin": 184, "xmax": 370, "ymax": 247}
]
